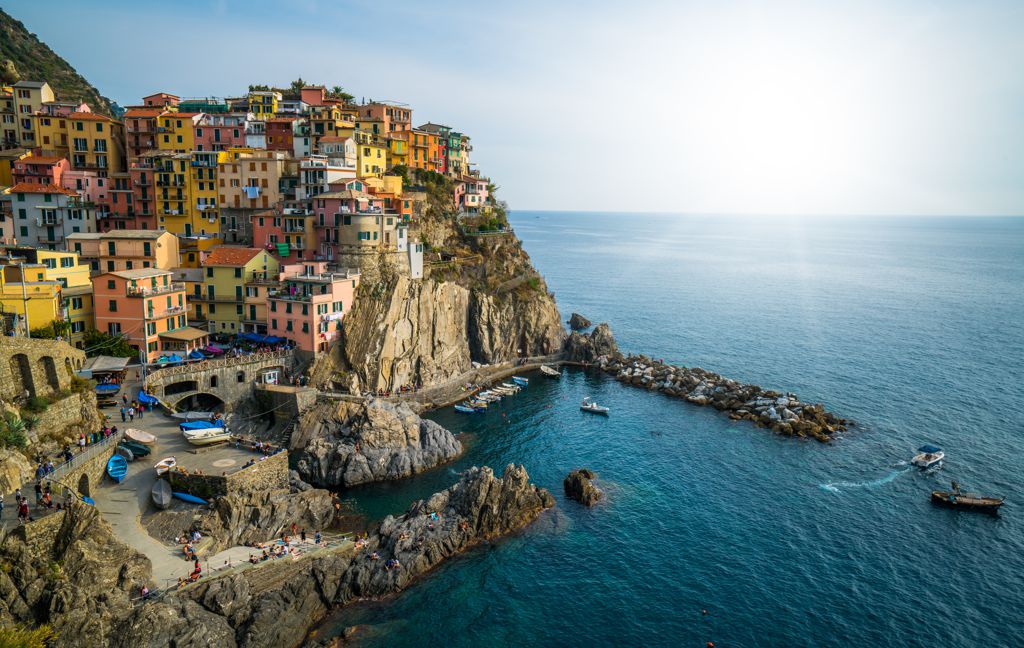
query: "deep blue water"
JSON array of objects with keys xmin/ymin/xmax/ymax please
[{"xmin": 324, "ymin": 213, "xmax": 1024, "ymax": 647}]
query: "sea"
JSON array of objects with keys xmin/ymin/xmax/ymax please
[{"xmin": 321, "ymin": 212, "xmax": 1024, "ymax": 647}]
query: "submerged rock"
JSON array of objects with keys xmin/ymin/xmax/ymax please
[
  {"xmin": 564, "ymin": 468, "xmax": 603, "ymax": 506},
  {"xmin": 567, "ymin": 312, "xmax": 592, "ymax": 330}
]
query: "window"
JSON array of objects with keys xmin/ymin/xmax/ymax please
[
  {"xmin": 108, "ymin": 300, "xmax": 117, "ymax": 312},
  {"xmin": 107, "ymin": 279, "xmax": 115, "ymax": 289},
  {"xmin": 210, "ymin": 375, "xmax": 218, "ymax": 388},
  {"xmin": 302, "ymin": 322, "xmax": 309, "ymax": 333},
  {"xmin": 143, "ymin": 242, "xmax": 151, "ymax": 256},
  {"xmin": 235, "ymin": 286, "xmax": 242, "ymax": 300},
  {"xmin": 107, "ymin": 242, "xmax": 116, "ymax": 255},
  {"xmin": 147, "ymin": 322, "xmax": 156, "ymax": 335},
  {"xmin": 233, "ymin": 267, "xmax": 241, "ymax": 278},
  {"xmin": 108, "ymin": 323, "xmax": 121, "ymax": 335},
  {"xmin": 107, "ymin": 261, "xmax": 115, "ymax": 271},
  {"xmin": 235, "ymin": 304, "xmax": 242, "ymax": 315},
  {"xmin": 237, "ymin": 371, "xmax": 245, "ymax": 383},
  {"xmin": 17, "ymin": 208, "xmax": 26, "ymax": 219},
  {"xmin": 206, "ymin": 267, "xmax": 213, "ymax": 277}
]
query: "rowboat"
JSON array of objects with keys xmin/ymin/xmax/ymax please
[
  {"xmin": 454, "ymin": 404, "xmax": 481, "ymax": 414},
  {"xmin": 186, "ymin": 429, "xmax": 232, "ymax": 446},
  {"xmin": 492, "ymin": 386, "xmax": 516, "ymax": 396},
  {"xmin": 119, "ymin": 440, "xmax": 152, "ymax": 458},
  {"xmin": 467, "ymin": 399, "xmax": 489, "ymax": 408},
  {"xmin": 581, "ymin": 397, "xmax": 610, "ymax": 415},
  {"xmin": 172, "ymin": 411, "xmax": 215, "ymax": 422},
  {"xmin": 911, "ymin": 444, "xmax": 944, "ymax": 470},
  {"xmin": 931, "ymin": 481, "xmax": 1004, "ymax": 513},
  {"xmin": 106, "ymin": 455, "xmax": 128, "ymax": 482},
  {"xmin": 115, "ymin": 446, "xmax": 134, "ymax": 462},
  {"xmin": 125, "ymin": 428, "xmax": 157, "ymax": 446},
  {"xmin": 151, "ymin": 479, "xmax": 172, "ymax": 510},
  {"xmin": 476, "ymin": 392, "xmax": 501, "ymax": 402},
  {"xmin": 540, "ymin": 365, "xmax": 560, "ymax": 379},
  {"xmin": 182, "ymin": 426, "xmax": 227, "ymax": 439},
  {"xmin": 172, "ymin": 491, "xmax": 208, "ymax": 506},
  {"xmin": 511, "ymin": 376, "xmax": 529, "ymax": 387},
  {"xmin": 500, "ymin": 383, "xmax": 521, "ymax": 392},
  {"xmin": 154, "ymin": 456, "xmax": 177, "ymax": 476}
]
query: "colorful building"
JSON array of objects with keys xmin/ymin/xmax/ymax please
[
  {"xmin": 91, "ymin": 268, "xmax": 191, "ymax": 363},
  {"xmin": 123, "ymin": 109, "xmax": 163, "ymax": 160},
  {"xmin": 217, "ymin": 148, "xmax": 291, "ymax": 211},
  {"xmin": 11, "ymin": 81, "xmax": 55, "ymax": 148},
  {"xmin": 0, "ymin": 263, "xmax": 62, "ymax": 336},
  {"xmin": 200, "ymin": 247, "xmax": 279, "ymax": 334},
  {"xmin": 247, "ymin": 91, "xmax": 281, "ymax": 118},
  {"xmin": 266, "ymin": 117, "xmax": 300, "ymax": 152},
  {"xmin": 354, "ymin": 131, "xmax": 387, "ymax": 177},
  {"xmin": 297, "ymin": 154, "xmax": 356, "ymax": 200},
  {"xmin": 66, "ymin": 112, "xmax": 126, "ymax": 175},
  {"xmin": 142, "ymin": 93, "xmax": 180, "ymax": 109},
  {"xmin": 67, "ymin": 230, "xmax": 179, "ymax": 274},
  {"xmin": 314, "ymin": 181, "xmax": 409, "ymax": 256},
  {"xmin": 266, "ymin": 262, "xmax": 360, "ymax": 354},
  {"xmin": 251, "ymin": 204, "xmax": 316, "ymax": 263},
  {"xmin": 3, "ymin": 183, "xmax": 95, "ymax": 250},
  {"xmin": 157, "ymin": 112, "xmax": 201, "ymax": 153},
  {"xmin": 194, "ymin": 113, "xmax": 247, "ymax": 152},
  {"xmin": 356, "ymin": 102, "xmax": 412, "ymax": 134},
  {"xmin": 12, "ymin": 155, "xmax": 69, "ymax": 186}
]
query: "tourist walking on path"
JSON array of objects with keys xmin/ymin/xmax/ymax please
[
  {"xmin": 120, "ymin": 406, "xmax": 127, "ymax": 422},
  {"xmin": 17, "ymin": 499, "xmax": 29, "ymax": 523},
  {"xmin": 78, "ymin": 434, "xmax": 86, "ymax": 452},
  {"xmin": 137, "ymin": 404, "xmax": 144, "ymax": 419},
  {"xmin": 34, "ymin": 482, "xmax": 42, "ymax": 504},
  {"xmin": 128, "ymin": 407, "xmax": 135, "ymax": 422}
]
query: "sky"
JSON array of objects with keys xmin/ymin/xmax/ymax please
[{"xmin": 9, "ymin": 0, "xmax": 1024, "ymax": 215}]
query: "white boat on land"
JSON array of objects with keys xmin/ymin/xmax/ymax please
[
  {"xmin": 125, "ymin": 428, "xmax": 157, "ymax": 446},
  {"xmin": 581, "ymin": 397, "xmax": 610, "ymax": 415},
  {"xmin": 154, "ymin": 456, "xmax": 177, "ymax": 476},
  {"xmin": 172, "ymin": 411, "xmax": 215, "ymax": 421},
  {"xmin": 182, "ymin": 426, "xmax": 228, "ymax": 440},
  {"xmin": 186, "ymin": 429, "xmax": 232, "ymax": 446},
  {"xmin": 912, "ymin": 445, "xmax": 944, "ymax": 469},
  {"xmin": 540, "ymin": 365, "xmax": 561, "ymax": 378}
]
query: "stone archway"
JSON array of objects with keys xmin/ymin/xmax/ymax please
[
  {"xmin": 10, "ymin": 353, "xmax": 35, "ymax": 398},
  {"xmin": 40, "ymin": 356, "xmax": 61, "ymax": 392},
  {"xmin": 78, "ymin": 473, "xmax": 90, "ymax": 497}
]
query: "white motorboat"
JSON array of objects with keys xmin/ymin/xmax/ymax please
[
  {"xmin": 511, "ymin": 376, "xmax": 529, "ymax": 386},
  {"xmin": 182, "ymin": 426, "xmax": 228, "ymax": 440},
  {"xmin": 540, "ymin": 365, "xmax": 561, "ymax": 379},
  {"xmin": 172, "ymin": 411, "xmax": 215, "ymax": 421},
  {"xmin": 154, "ymin": 456, "xmax": 177, "ymax": 476},
  {"xmin": 581, "ymin": 397, "xmax": 610, "ymax": 415},
  {"xmin": 186, "ymin": 429, "xmax": 232, "ymax": 446},
  {"xmin": 912, "ymin": 445, "xmax": 944, "ymax": 469},
  {"xmin": 500, "ymin": 382, "xmax": 521, "ymax": 392}
]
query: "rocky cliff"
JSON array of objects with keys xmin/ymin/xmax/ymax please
[
  {"xmin": 337, "ymin": 217, "xmax": 564, "ymax": 393},
  {"xmin": 0, "ymin": 502, "xmax": 151, "ymax": 647},
  {"xmin": 294, "ymin": 398, "xmax": 462, "ymax": 488},
  {"xmin": 113, "ymin": 465, "xmax": 554, "ymax": 648},
  {"xmin": 197, "ymin": 487, "xmax": 340, "ymax": 554}
]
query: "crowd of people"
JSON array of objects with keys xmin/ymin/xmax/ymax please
[{"xmin": 373, "ymin": 382, "xmax": 422, "ymax": 398}]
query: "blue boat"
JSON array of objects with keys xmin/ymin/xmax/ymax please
[
  {"xmin": 511, "ymin": 376, "xmax": 529, "ymax": 387},
  {"xmin": 95, "ymin": 383, "xmax": 121, "ymax": 394},
  {"xmin": 179, "ymin": 419, "xmax": 224, "ymax": 431},
  {"xmin": 81, "ymin": 496, "xmax": 95, "ymax": 506},
  {"xmin": 172, "ymin": 491, "xmax": 208, "ymax": 506},
  {"xmin": 106, "ymin": 455, "xmax": 128, "ymax": 483}
]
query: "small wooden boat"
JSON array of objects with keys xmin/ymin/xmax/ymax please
[
  {"xmin": 931, "ymin": 481, "xmax": 1004, "ymax": 513},
  {"xmin": 476, "ymin": 392, "xmax": 501, "ymax": 402},
  {"xmin": 581, "ymin": 397, "xmax": 610, "ymax": 415},
  {"xmin": 119, "ymin": 440, "xmax": 152, "ymax": 458},
  {"xmin": 125, "ymin": 428, "xmax": 157, "ymax": 445},
  {"xmin": 540, "ymin": 365, "xmax": 561, "ymax": 379},
  {"xmin": 172, "ymin": 411, "xmax": 215, "ymax": 422},
  {"xmin": 154, "ymin": 456, "xmax": 177, "ymax": 476},
  {"xmin": 912, "ymin": 444, "xmax": 944, "ymax": 469},
  {"xmin": 115, "ymin": 446, "xmax": 134, "ymax": 462},
  {"xmin": 186, "ymin": 429, "xmax": 232, "ymax": 446},
  {"xmin": 151, "ymin": 479, "xmax": 172, "ymax": 510},
  {"xmin": 454, "ymin": 404, "xmax": 481, "ymax": 414},
  {"xmin": 500, "ymin": 383, "xmax": 521, "ymax": 392},
  {"xmin": 106, "ymin": 455, "xmax": 128, "ymax": 483},
  {"xmin": 172, "ymin": 491, "xmax": 208, "ymax": 506},
  {"xmin": 511, "ymin": 376, "xmax": 529, "ymax": 386}
]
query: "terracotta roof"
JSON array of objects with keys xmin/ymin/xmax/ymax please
[
  {"xmin": 204, "ymin": 247, "xmax": 266, "ymax": 267},
  {"xmin": 318, "ymin": 136, "xmax": 349, "ymax": 143},
  {"xmin": 20, "ymin": 156, "xmax": 65, "ymax": 165},
  {"xmin": 319, "ymin": 189, "xmax": 375, "ymax": 201},
  {"xmin": 124, "ymin": 109, "xmax": 163, "ymax": 118},
  {"xmin": 267, "ymin": 117, "xmax": 300, "ymax": 123},
  {"xmin": 8, "ymin": 183, "xmax": 77, "ymax": 196},
  {"xmin": 70, "ymin": 112, "xmax": 116, "ymax": 122}
]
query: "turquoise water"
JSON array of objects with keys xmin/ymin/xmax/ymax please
[{"xmin": 326, "ymin": 213, "xmax": 1024, "ymax": 647}]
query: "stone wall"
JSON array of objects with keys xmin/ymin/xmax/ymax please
[
  {"xmin": 14, "ymin": 508, "xmax": 67, "ymax": 554},
  {"xmin": 254, "ymin": 384, "xmax": 318, "ymax": 423},
  {"xmin": 145, "ymin": 350, "xmax": 296, "ymax": 411},
  {"xmin": 0, "ymin": 337, "xmax": 86, "ymax": 401},
  {"xmin": 30, "ymin": 390, "xmax": 104, "ymax": 447},
  {"xmin": 170, "ymin": 450, "xmax": 289, "ymax": 500}
]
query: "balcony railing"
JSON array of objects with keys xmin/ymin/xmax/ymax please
[
  {"xmin": 127, "ymin": 282, "xmax": 185, "ymax": 297},
  {"xmin": 148, "ymin": 305, "xmax": 186, "ymax": 319}
]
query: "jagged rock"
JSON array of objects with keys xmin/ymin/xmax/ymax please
[
  {"xmin": 563, "ymin": 468, "xmax": 603, "ymax": 506},
  {"xmin": 567, "ymin": 313, "xmax": 592, "ymax": 330},
  {"xmin": 198, "ymin": 487, "xmax": 338, "ymax": 554},
  {"xmin": 295, "ymin": 399, "xmax": 462, "ymax": 488},
  {"xmin": 112, "ymin": 465, "xmax": 554, "ymax": 648},
  {"xmin": 564, "ymin": 323, "xmax": 620, "ymax": 363},
  {"xmin": 0, "ymin": 447, "xmax": 32, "ymax": 494}
]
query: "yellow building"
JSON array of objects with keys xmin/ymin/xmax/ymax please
[
  {"xmin": 33, "ymin": 250, "xmax": 94, "ymax": 347},
  {"xmin": 354, "ymin": 131, "xmax": 387, "ymax": 177},
  {"xmin": 0, "ymin": 264, "xmax": 62, "ymax": 336},
  {"xmin": 146, "ymin": 151, "xmax": 216, "ymax": 237},
  {"xmin": 0, "ymin": 148, "xmax": 30, "ymax": 186},
  {"xmin": 308, "ymin": 105, "xmax": 354, "ymax": 153},
  {"xmin": 190, "ymin": 150, "xmax": 227, "ymax": 237},
  {"xmin": 201, "ymin": 247, "xmax": 279, "ymax": 334},
  {"xmin": 179, "ymin": 236, "xmax": 223, "ymax": 269},
  {"xmin": 11, "ymin": 81, "xmax": 55, "ymax": 148},
  {"xmin": 158, "ymin": 112, "xmax": 200, "ymax": 153},
  {"xmin": 387, "ymin": 133, "xmax": 409, "ymax": 168},
  {"xmin": 66, "ymin": 112, "xmax": 126, "ymax": 175},
  {"xmin": 247, "ymin": 91, "xmax": 281, "ymax": 118}
]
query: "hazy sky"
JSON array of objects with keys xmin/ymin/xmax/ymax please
[{"xmin": 11, "ymin": 0, "xmax": 1024, "ymax": 215}]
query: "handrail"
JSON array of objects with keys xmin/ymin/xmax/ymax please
[
  {"xmin": 48, "ymin": 429, "xmax": 126, "ymax": 484},
  {"xmin": 146, "ymin": 350, "xmax": 292, "ymax": 384}
]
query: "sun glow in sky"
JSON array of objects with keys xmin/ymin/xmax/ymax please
[{"xmin": 14, "ymin": 0, "xmax": 1024, "ymax": 215}]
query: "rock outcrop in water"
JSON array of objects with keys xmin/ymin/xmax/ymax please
[
  {"xmin": 0, "ymin": 502, "xmax": 151, "ymax": 647},
  {"xmin": 564, "ymin": 468, "xmax": 603, "ymax": 506},
  {"xmin": 294, "ymin": 398, "xmax": 462, "ymax": 488},
  {"xmin": 568, "ymin": 312, "xmax": 592, "ymax": 330},
  {"xmin": 566, "ymin": 325, "xmax": 848, "ymax": 441},
  {"xmin": 113, "ymin": 465, "xmax": 554, "ymax": 648}
]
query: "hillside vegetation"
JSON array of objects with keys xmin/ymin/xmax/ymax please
[{"xmin": 0, "ymin": 8, "xmax": 113, "ymax": 114}]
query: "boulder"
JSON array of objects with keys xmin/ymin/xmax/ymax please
[
  {"xmin": 0, "ymin": 448, "xmax": 32, "ymax": 494},
  {"xmin": 567, "ymin": 313, "xmax": 592, "ymax": 330},
  {"xmin": 564, "ymin": 323, "xmax": 620, "ymax": 363},
  {"xmin": 563, "ymin": 468, "xmax": 603, "ymax": 506}
]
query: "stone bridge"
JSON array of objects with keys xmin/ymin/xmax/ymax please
[
  {"xmin": 0, "ymin": 336, "xmax": 85, "ymax": 401},
  {"xmin": 144, "ymin": 350, "xmax": 296, "ymax": 411}
]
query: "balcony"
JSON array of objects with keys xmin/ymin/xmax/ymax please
[
  {"xmin": 127, "ymin": 281, "xmax": 184, "ymax": 297},
  {"xmin": 36, "ymin": 216, "xmax": 63, "ymax": 226},
  {"xmin": 148, "ymin": 305, "xmax": 186, "ymax": 319},
  {"xmin": 36, "ymin": 236, "xmax": 59, "ymax": 244}
]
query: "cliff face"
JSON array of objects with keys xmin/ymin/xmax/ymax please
[
  {"xmin": 294, "ymin": 398, "xmax": 462, "ymax": 488},
  {"xmin": 113, "ymin": 465, "xmax": 554, "ymax": 648},
  {"xmin": 0, "ymin": 503, "xmax": 151, "ymax": 647},
  {"xmin": 338, "ymin": 222, "xmax": 564, "ymax": 393}
]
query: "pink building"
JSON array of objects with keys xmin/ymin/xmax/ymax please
[
  {"xmin": 12, "ymin": 156, "xmax": 69, "ymax": 186},
  {"xmin": 194, "ymin": 113, "xmax": 248, "ymax": 151},
  {"xmin": 458, "ymin": 176, "xmax": 490, "ymax": 213},
  {"xmin": 266, "ymin": 262, "xmax": 360, "ymax": 354},
  {"xmin": 300, "ymin": 86, "xmax": 327, "ymax": 107}
]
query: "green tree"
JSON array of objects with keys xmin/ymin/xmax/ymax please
[
  {"xmin": 0, "ymin": 412, "xmax": 28, "ymax": 450},
  {"xmin": 329, "ymin": 85, "xmax": 354, "ymax": 103},
  {"xmin": 30, "ymin": 318, "xmax": 71, "ymax": 340},
  {"xmin": 287, "ymin": 77, "xmax": 306, "ymax": 99},
  {"xmin": 82, "ymin": 330, "xmax": 137, "ymax": 358},
  {"xmin": 248, "ymin": 83, "xmax": 270, "ymax": 92}
]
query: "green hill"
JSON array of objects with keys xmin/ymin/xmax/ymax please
[{"xmin": 0, "ymin": 7, "xmax": 113, "ymax": 115}]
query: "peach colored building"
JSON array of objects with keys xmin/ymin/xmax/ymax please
[
  {"xmin": 218, "ymin": 149, "xmax": 291, "ymax": 210},
  {"xmin": 12, "ymin": 156, "xmax": 69, "ymax": 186},
  {"xmin": 266, "ymin": 262, "xmax": 360, "ymax": 354},
  {"xmin": 92, "ymin": 268, "xmax": 192, "ymax": 362},
  {"xmin": 67, "ymin": 230, "xmax": 179, "ymax": 274}
]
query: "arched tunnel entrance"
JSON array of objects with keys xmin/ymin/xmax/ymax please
[{"xmin": 172, "ymin": 392, "xmax": 225, "ymax": 413}]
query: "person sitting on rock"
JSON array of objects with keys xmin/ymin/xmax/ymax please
[
  {"xmin": 249, "ymin": 554, "xmax": 258, "ymax": 564},
  {"xmin": 369, "ymin": 551, "xmax": 380, "ymax": 561}
]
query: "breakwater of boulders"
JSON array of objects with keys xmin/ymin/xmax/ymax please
[{"xmin": 564, "ymin": 323, "xmax": 848, "ymax": 442}]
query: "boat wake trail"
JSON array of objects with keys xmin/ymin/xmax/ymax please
[{"xmin": 820, "ymin": 466, "xmax": 912, "ymax": 493}]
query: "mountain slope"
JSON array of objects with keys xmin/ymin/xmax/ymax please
[{"xmin": 0, "ymin": 7, "xmax": 113, "ymax": 114}]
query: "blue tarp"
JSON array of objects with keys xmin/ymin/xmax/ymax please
[
  {"xmin": 264, "ymin": 336, "xmax": 284, "ymax": 344},
  {"xmin": 918, "ymin": 444, "xmax": 942, "ymax": 453},
  {"xmin": 188, "ymin": 350, "xmax": 206, "ymax": 360},
  {"xmin": 239, "ymin": 332, "xmax": 265, "ymax": 343},
  {"xmin": 95, "ymin": 384, "xmax": 121, "ymax": 394},
  {"xmin": 138, "ymin": 390, "xmax": 159, "ymax": 406},
  {"xmin": 179, "ymin": 419, "xmax": 224, "ymax": 431}
]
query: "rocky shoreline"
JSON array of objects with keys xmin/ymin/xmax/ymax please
[{"xmin": 565, "ymin": 323, "xmax": 848, "ymax": 442}]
